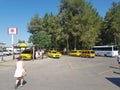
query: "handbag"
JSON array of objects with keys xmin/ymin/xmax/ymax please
[{"xmin": 22, "ymin": 71, "xmax": 27, "ymax": 77}]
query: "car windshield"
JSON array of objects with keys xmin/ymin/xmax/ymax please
[
  {"xmin": 52, "ymin": 51, "xmax": 57, "ymax": 53},
  {"xmin": 78, "ymin": 51, "xmax": 81, "ymax": 52},
  {"xmin": 0, "ymin": 50, "xmax": 3, "ymax": 52},
  {"xmin": 91, "ymin": 51, "xmax": 95, "ymax": 53},
  {"xmin": 22, "ymin": 50, "xmax": 32, "ymax": 54},
  {"xmin": 71, "ymin": 51, "xmax": 77, "ymax": 53},
  {"xmin": 3, "ymin": 50, "xmax": 8, "ymax": 52}
]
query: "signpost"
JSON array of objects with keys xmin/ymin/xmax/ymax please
[{"xmin": 8, "ymin": 28, "xmax": 18, "ymax": 60}]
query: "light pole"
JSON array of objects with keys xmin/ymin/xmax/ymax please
[
  {"xmin": 12, "ymin": 34, "xmax": 14, "ymax": 59},
  {"xmin": 0, "ymin": 42, "xmax": 5, "ymax": 61},
  {"xmin": 1, "ymin": 48, "xmax": 4, "ymax": 61}
]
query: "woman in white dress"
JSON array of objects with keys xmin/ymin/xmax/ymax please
[
  {"xmin": 14, "ymin": 56, "xmax": 26, "ymax": 89},
  {"xmin": 35, "ymin": 50, "xmax": 39, "ymax": 60}
]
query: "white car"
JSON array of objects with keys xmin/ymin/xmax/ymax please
[
  {"xmin": 14, "ymin": 50, "xmax": 21, "ymax": 54},
  {"xmin": 3, "ymin": 50, "xmax": 11, "ymax": 56},
  {"xmin": 0, "ymin": 50, "xmax": 3, "ymax": 56}
]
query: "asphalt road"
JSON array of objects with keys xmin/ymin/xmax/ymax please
[{"xmin": 0, "ymin": 55, "xmax": 120, "ymax": 90}]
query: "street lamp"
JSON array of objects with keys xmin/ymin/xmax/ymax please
[{"xmin": 0, "ymin": 42, "xmax": 6, "ymax": 61}]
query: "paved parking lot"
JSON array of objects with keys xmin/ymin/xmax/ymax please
[{"xmin": 0, "ymin": 55, "xmax": 120, "ymax": 90}]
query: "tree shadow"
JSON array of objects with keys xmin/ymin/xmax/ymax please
[
  {"xmin": 106, "ymin": 77, "xmax": 120, "ymax": 87},
  {"xmin": 109, "ymin": 66, "xmax": 120, "ymax": 69},
  {"xmin": 113, "ymin": 71, "xmax": 120, "ymax": 75},
  {"xmin": 109, "ymin": 66, "xmax": 120, "ymax": 75}
]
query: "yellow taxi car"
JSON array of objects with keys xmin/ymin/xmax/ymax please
[
  {"xmin": 81, "ymin": 50, "xmax": 95, "ymax": 58},
  {"xmin": 20, "ymin": 49, "xmax": 33, "ymax": 60},
  {"xmin": 47, "ymin": 50, "xmax": 62, "ymax": 58},
  {"xmin": 69, "ymin": 50, "xmax": 82, "ymax": 57}
]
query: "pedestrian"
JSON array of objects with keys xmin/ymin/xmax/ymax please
[
  {"xmin": 35, "ymin": 50, "xmax": 39, "ymax": 60},
  {"xmin": 39, "ymin": 50, "xmax": 42, "ymax": 59},
  {"xmin": 14, "ymin": 56, "xmax": 26, "ymax": 89},
  {"xmin": 117, "ymin": 55, "xmax": 120, "ymax": 67},
  {"xmin": 41, "ymin": 49, "xmax": 45, "ymax": 59},
  {"xmin": 63, "ymin": 48, "xmax": 67, "ymax": 55}
]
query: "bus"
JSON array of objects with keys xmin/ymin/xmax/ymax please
[{"xmin": 92, "ymin": 45, "xmax": 118, "ymax": 57}]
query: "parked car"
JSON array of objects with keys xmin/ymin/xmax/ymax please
[
  {"xmin": 81, "ymin": 50, "xmax": 95, "ymax": 58},
  {"xmin": 3, "ymin": 50, "xmax": 11, "ymax": 56},
  {"xmin": 47, "ymin": 50, "xmax": 62, "ymax": 58},
  {"xmin": 14, "ymin": 50, "xmax": 21, "ymax": 54},
  {"xmin": 7, "ymin": 50, "xmax": 13, "ymax": 55},
  {"xmin": 20, "ymin": 49, "xmax": 33, "ymax": 60},
  {"xmin": 0, "ymin": 50, "xmax": 3, "ymax": 56},
  {"xmin": 69, "ymin": 50, "xmax": 82, "ymax": 57}
]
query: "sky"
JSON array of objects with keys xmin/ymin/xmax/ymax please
[{"xmin": 0, "ymin": 0, "xmax": 119, "ymax": 47}]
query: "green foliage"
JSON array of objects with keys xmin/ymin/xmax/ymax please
[
  {"xmin": 29, "ymin": 31, "xmax": 52, "ymax": 48},
  {"xmin": 27, "ymin": 0, "xmax": 120, "ymax": 51},
  {"xmin": 101, "ymin": 1, "xmax": 120, "ymax": 45},
  {"xmin": 27, "ymin": 14, "xmax": 43, "ymax": 34},
  {"xmin": 59, "ymin": 0, "xmax": 102, "ymax": 49}
]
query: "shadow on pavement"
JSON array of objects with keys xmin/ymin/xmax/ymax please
[
  {"xmin": 113, "ymin": 71, "xmax": 120, "ymax": 75},
  {"xmin": 109, "ymin": 66, "xmax": 120, "ymax": 69},
  {"xmin": 18, "ymin": 80, "xmax": 27, "ymax": 86},
  {"xmin": 106, "ymin": 77, "xmax": 120, "ymax": 87}
]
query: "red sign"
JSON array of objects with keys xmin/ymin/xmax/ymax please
[{"xmin": 8, "ymin": 28, "xmax": 18, "ymax": 34}]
